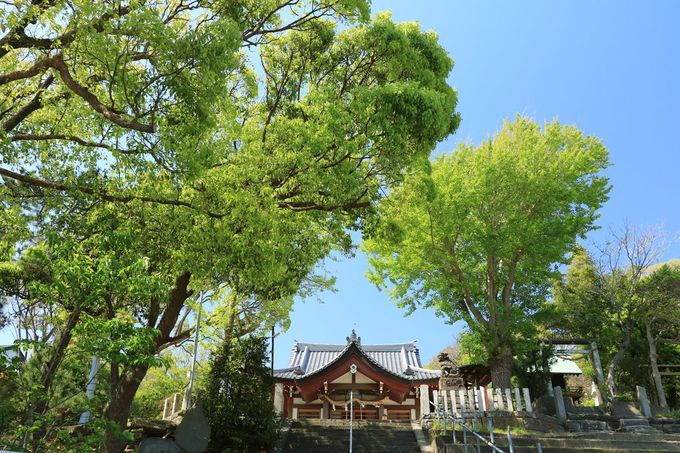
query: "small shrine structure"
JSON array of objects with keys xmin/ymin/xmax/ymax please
[{"xmin": 272, "ymin": 330, "xmax": 441, "ymax": 420}]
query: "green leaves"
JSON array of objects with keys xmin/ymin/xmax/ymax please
[
  {"xmin": 1, "ymin": 1, "xmax": 462, "ymax": 443},
  {"xmin": 364, "ymin": 116, "xmax": 610, "ymax": 382},
  {"xmin": 74, "ymin": 318, "xmax": 163, "ymax": 368}
]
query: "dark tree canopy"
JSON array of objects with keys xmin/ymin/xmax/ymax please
[{"xmin": 200, "ymin": 336, "xmax": 278, "ymax": 453}]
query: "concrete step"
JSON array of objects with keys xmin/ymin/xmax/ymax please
[
  {"xmin": 439, "ymin": 430, "xmax": 680, "ymax": 452},
  {"xmin": 282, "ymin": 420, "xmax": 421, "ymax": 453}
]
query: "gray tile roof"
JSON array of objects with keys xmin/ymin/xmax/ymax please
[{"xmin": 273, "ymin": 338, "xmax": 441, "ymax": 382}]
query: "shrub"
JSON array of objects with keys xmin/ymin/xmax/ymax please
[{"xmin": 200, "ymin": 335, "xmax": 278, "ymax": 452}]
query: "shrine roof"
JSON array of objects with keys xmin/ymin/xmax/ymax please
[{"xmin": 273, "ymin": 331, "xmax": 441, "ymax": 382}]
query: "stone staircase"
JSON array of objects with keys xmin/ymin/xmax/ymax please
[
  {"xmin": 437, "ymin": 431, "xmax": 680, "ymax": 452},
  {"xmin": 281, "ymin": 419, "xmax": 421, "ymax": 453}
]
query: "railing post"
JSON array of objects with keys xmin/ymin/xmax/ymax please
[
  {"xmin": 463, "ymin": 422, "xmax": 468, "ymax": 453},
  {"xmin": 478, "ymin": 387, "xmax": 487, "ymax": 411},
  {"xmin": 514, "ymin": 388, "xmax": 523, "ymax": 412},
  {"xmin": 505, "ymin": 388, "xmax": 514, "ymax": 412},
  {"xmin": 459, "ymin": 389, "xmax": 467, "ymax": 413},
  {"xmin": 522, "ymin": 388, "xmax": 533, "ymax": 413},
  {"xmin": 495, "ymin": 388, "xmax": 505, "ymax": 411},
  {"xmin": 506, "ymin": 426, "xmax": 514, "ymax": 453}
]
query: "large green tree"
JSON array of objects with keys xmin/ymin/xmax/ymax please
[
  {"xmin": 364, "ymin": 116, "xmax": 610, "ymax": 388},
  {"xmin": 0, "ymin": 1, "xmax": 460, "ymax": 450}
]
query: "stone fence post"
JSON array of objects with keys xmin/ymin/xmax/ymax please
[{"xmin": 636, "ymin": 385, "xmax": 652, "ymax": 417}]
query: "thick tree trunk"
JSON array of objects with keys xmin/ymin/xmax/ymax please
[
  {"xmin": 645, "ymin": 320, "xmax": 668, "ymax": 408},
  {"xmin": 102, "ymin": 272, "xmax": 193, "ymax": 452},
  {"xmin": 489, "ymin": 343, "xmax": 513, "ymax": 390},
  {"xmin": 103, "ymin": 365, "xmax": 149, "ymax": 452}
]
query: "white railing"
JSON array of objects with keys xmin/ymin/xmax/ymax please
[
  {"xmin": 433, "ymin": 386, "xmax": 533, "ymax": 415},
  {"xmin": 162, "ymin": 389, "xmax": 190, "ymax": 420}
]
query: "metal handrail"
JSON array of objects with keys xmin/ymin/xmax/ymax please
[
  {"xmin": 432, "ymin": 395, "xmax": 543, "ymax": 453},
  {"xmin": 446, "ymin": 414, "xmax": 508, "ymax": 453}
]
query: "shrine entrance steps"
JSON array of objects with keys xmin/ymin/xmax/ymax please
[
  {"xmin": 436, "ymin": 431, "xmax": 680, "ymax": 452},
  {"xmin": 281, "ymin": 419, "xmax": 421, "ymax": 453}
]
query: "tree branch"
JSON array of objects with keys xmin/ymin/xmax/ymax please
[
  {"xmin": 48, "ymin": 55, "xmax": 155, "ymax": 133},
  {"xmin": 2, "ymin": 74, "xmax": 55, "ymax": 132}
]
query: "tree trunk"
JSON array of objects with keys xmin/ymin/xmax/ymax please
[
  {"xmin": 36, "ymin": 306, "xmax": 82, "ymax": 412},
  {"xmin": 489, "ymin": 343, "xmax": 513, "ymax": 389},
  {"xmin": 22, "ymin": 306, "xmax": 82, "ymax": 450},
  {"xmin": 607, "ymin": 317, "xmax": 633, "ymax": 399},
  {"xmin": 102, "ymin": 272, "xmax": 192, "ymax": 452},
  {"xmin": 645, "ymin": 320, "xmax": 668, "ymax": 408},
  {"xmin": 103, "ymin": 365, "xmax": 149, "ymax": 452}
]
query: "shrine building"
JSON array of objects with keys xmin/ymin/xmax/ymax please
[{"xmin": 272, "ymin": 330, "xmax": 441, "ymax": 420}]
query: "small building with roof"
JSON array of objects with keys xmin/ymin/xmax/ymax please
[{"xmin": 272, "ymin": 330, "xmax": 441, "ymax": 420}]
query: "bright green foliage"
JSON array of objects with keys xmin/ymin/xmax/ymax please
[
  {"xmin": 364, "ymin": 116, "xmax": 610, "ymax": 386},
  {"xmin": 1, "ymin": 0, "xmax": 461, "ymax": 448},
  {"xmin": 200, "ymin": 336, "xmax": 277, "ymax": 453}
]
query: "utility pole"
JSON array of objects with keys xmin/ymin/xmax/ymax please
[
  {"xmin": 186, "ymin": 292, "xmax": 203, "ymax": 409},
  {"xmin": 79, "ymin": 356, "xmax": 99, "ymax": 424}
]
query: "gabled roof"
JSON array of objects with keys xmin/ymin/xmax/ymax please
[{"xmin": 273, "ymin": 332, "xmax": 440, "ymax": 382}]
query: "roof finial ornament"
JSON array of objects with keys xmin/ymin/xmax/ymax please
[{"xmin": 346, "ymin": 329, "xmax": 361, "ymax": 345}]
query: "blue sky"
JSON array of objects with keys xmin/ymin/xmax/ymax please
[
  {"xmin": 2, "ymin": 2, "xmax": 679, "ymax": 369},
  {"xmin": 272, "ymin": 0, "xmax": 680, "ymax": 368}
]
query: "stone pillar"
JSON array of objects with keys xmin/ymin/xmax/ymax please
[
  {"xmin": 274, "ymin": 383, "xmax": 284, "ymax": 416},
  {"xmin": 378, "ymin": 405, "xmax": 385, "ymax": 420},
  {"xmin": 554, "ymin": 386, "xmax": 566, "ymax": 421},
  {"xmin": 547, "ymin": 379, "xmax": 554, "ymax": 397},
  {"xmin": 637, "ymin": 385, "xmax": 652, "ymax": 417},
  {"xmin": 419, "ymin": 384, "xmax": 430, "ymax": 418},
  {"xmin": 292, "ymin": 407, "xmax": 298, "ymax": 420}
]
